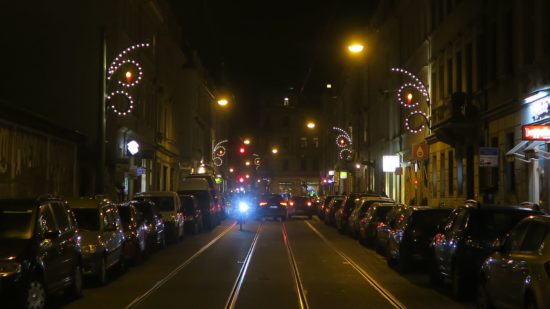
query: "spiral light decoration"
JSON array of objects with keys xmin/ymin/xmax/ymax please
[
  {"xmin": 391, "ymin": 67, "xmax": 430, "ymax": 133},
  {"xmin": 106, "ymin": 43, "xmax": 150, "ymax": 116},
  {"xmin": 212, "ymin": 140, "xmax": 228, "ymax": 167},
  {"xmin": 253, "ymin": 154, "xmax": 261, "ymax": 170},
  {"xmin": 333, "ymin": 126, "xmax": 352, "ymax": 160}
]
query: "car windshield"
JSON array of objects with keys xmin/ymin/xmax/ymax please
[
  {"xmin": 134, "ymin": 204, "xmax": 154, "ymax": 222},
  {"xmin": 469, "ymin": 210, "xmax": 533, "ymax": 241},
  {"xmin": 410, "ymin": 210, "xmax": 451, "ymax": 231},
  {"xmin": 260, "ymin": 195, "xmax": 283, "ymax": 204},
  {"xmin": 374, "ymin": 206, "xmax": 394, "ymax": 221},
  {"xmin": 0, "ymin": 209, "xmax": 35, "ymax": 239},
  {"xmin": 136, "ymin": 196, "xmax": 174, "ymax": 212},
  {"xmin": 72, "ymin": 208, "xmax": 100, "ymax": 230},
  {"xmin": 181, "ymin": 197, "xmax": 196, "ymax": 213},
  {"xmin": 117, "ymin": 207, "xmax": 132, "ymax": 225}
]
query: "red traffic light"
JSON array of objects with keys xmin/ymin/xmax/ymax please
[
  {"xmin": 239, "ymin": 146, "xmax": 246, "ymax": 154},
  {"xmin": 239, "ymin": 176, "xmax": 245, "ymax": 183}
]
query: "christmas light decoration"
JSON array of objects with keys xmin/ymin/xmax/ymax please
[
  {"xmin": 333, "ymin": 127, "xmax": 352, "ymax": 160},
  {"xmin": 107, "ymin": 90, "xmax": 134, "ymax": 116},
  {"xmin": 391, "ymin": 67, "xmax": 431, "ymax": 133},
  {"xmin": 212, "ymin": 140, "xmax": 228, "ymax": 167}
]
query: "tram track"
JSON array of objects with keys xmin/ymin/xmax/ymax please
[{"xmin": 282, "ymin": 223, "xmax": 309, "ymax": 309}]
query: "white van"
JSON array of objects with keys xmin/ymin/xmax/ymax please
[
  {"xmin": 133, "ymin": 191, "xmax": 184, "ymax": 242},
  {"xmin": 179, "ymin": 178, "xmax": 218, "ymax": 230}
]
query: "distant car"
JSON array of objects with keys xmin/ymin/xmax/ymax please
[
  {"xmin": 117, "ymin": 203, "xmax": 147, "ymax": 264},
  {"xmin": 375, "ymin": 204, "xmax": 409, "ymax": 254},
  {"xmin": 335, "ymin": 193, "xmax": 383, "ymax": 233},
  {"xmin": 358, "ymin": 202, "xmax": 396, "ymax": 246},
  {"xmin": 179, "ymin": 194, "xmax": 203, "ymax": 234},
  {"xmin": 0, "ymin": 196, "xmax": 83, "ymax": 308},
  {"xmin": 130, "ymin": 200, "xmax": 166, "ymax": 251},
  {"xmin": 134, "ymin": 191, "xmax": 185, "ymax": 242},
  {"xmin": 318, "ymin": 195, "xmax": 342, "ymax": 220},
  {"xmin": 386, "ymin": 207, "xmax": 452, "ymax": 272},
  {"xmin": 179, "ymin": 178, "xmax": 219, "ymax": 229},
  {"xmin": 256, "ymin": 194, "xmax": 288, "ymax": 221},
  {"xmin": 185, "ymin": 174, "xmax": 225, "ymax": 221},
  {"xmin": 478, "ymin": 215, "xmax": 550, "ymax": 309},
  {"xmin": 289, "ymin": 196, "xmax": 314, "ymax": 219},
  {"xmin": 347, "ymin": 197, "xmax": 394, "ymax": 238},
  {"xmin": 324, "ymin": 196, "xmax": 346, "ymax": 225},
  {"xmin": 430, "ymin": 203, "xmax": 543, "ymax": 300},
  {"xmin": 69, "ymin": 197, "xmax": 125, "ymax": 285}
]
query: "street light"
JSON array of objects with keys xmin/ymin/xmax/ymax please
[
  {"xmin": 245, "ymin": 161, "xmax": 251, "ymax": 166},
  {"xmin": 217, "ymin": 98, "xmax": 229, "ymax": 107},
  {"xmin": 243, "ymin": 138, "xmax": 251, "ymax": 145},
  {"xmin": 271, "ymin": 147, "xmax": 279, "ymax": 154},
  {"xmin": 306, "ymin": 121, "xmax": 316, "ymax": 129},
  {"xmin": 347, "ymin": 43, "xmax": 364, "ymax": 54},
  {"xmin": 229, "ymin": 168, "xmax": 234, "ymax": 173}
]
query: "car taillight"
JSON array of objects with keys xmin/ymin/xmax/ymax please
[
  {"xmin": 545, "ymin": 261, "xmax": 550, "ymax": 277},
  {"xmin": 307, "ymin": 202, "xmax": 312, "ymax": 207},
  {"xmin": 376, "ymin": 222, "xmax": 384, "ymax": 229},
  {"xmin": 259, "ymin": 201, "xmax": 267, "ymax": 206},
  {"xmin": 289, "ymin": 202, "xmax": 294, "ymax": 206},
  {"xmin": 280, "ymin": 202, "xmax": 288, "ymax": 207}
]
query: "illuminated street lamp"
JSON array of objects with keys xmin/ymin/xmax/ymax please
[
  {"xmin": 245, "ymin": 161, "xmax": 251, "ymax": 166},
  {"xmin": 243, "ymin": 138, "xmax": 251, "ymax": 145},
  {"xmin": 306, "ymin": 121, "xmax": 316, "ymax": 129},
  {"xmin": 217, "ymin": 98, "xmax": 229, "ymax": 107},
  {"xmin": 271, "ymin": 147, "xmax": 279, "ymax": 154},
  {"xmin": 229, "ymin": 168, "xmax": 234, "ymax": 173},
  {"xmin": 347, "ymin": 43, "xmax": 364, "ymax": 54}
]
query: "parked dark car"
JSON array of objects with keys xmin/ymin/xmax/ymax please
[
  {"xmin": 335, "ymin": 193, "xmax": 384, "ymax": 233},
  {"xmin": 178, "ymin": 189, "xmax": 217, "ymax": 230},
  {"xmin": 347, "ymin": 197, "xmax": 394, "ymax": 238},
  {"xmin": 130, "ymin": 200, "xmax": 166, "ymax": 251},
  {"xmin": 386, "ymin": 207, "xmax": 452, "ymax": 271},
  {"xmin": 430, "ymin": 203, "xmax": 543, "ymax": 299},
  {"xmin": 0, "ymin": 196, "xmax": 83, "ymax": 308},
  {"xmin": 358, "ymin": 202, "xmax": 396, "ymax": 246},
  {"xmin": 324, "ymin": 196, "xmax": 346, "ymax": 225},
  {"xmin": 478, "ymin": 215, "xmax": 550, "ymax": 309},
  {"xmin": 69, "ymin": 197, "xmax": 125, "ymax": 285},
  {"xmin": 256, "ymin": 194, "xmax": 288, "ymax": 221},
  {"xmin": 179, "ymin": 194, "xmax": 203, "ymax": 234},
  {"xmin": 289, "ymin": 196, "xmax": 314, "ymax": 219},
  {"xmin": 375, "ymin": 204, "xmax": 409, "ymax": 254},
  {"xmin": 318, "ymin": 195, "xmax": 342, "ymax": 220},
  {"xmin": 133, "ymin": 191, "xmax": 184, "ymax": 242},
  {"xmin": 117, "ymin": 203, "xmax": 147, "ymax": 264}
]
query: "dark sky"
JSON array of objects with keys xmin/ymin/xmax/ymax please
[{"xmin": 170, "ymin": 0, "xmax": 378, "ymax": 132}]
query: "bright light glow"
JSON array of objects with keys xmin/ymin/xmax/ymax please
[
  {"xmin": 125, "ymin": 71, "xmax": 133, "ymax": 81},
  {"xmin": 326, "ymin": 84, "xmax": 332, "ymax": 89},
  {"xmin": 272, "ymin": 147, "xmax": 278, "ymax": 154},
  {"xmin": 245, "ymin": 161, "xmax": 251, "ymax": 166},
  {"xmin": 239, "ymin": 177, "xmax": 244, "ymax": 183},
  {"xmin": 257, "ymin": 179, "xmax": 261, "ymax": 183},
  {"xmin": 217, "ymin": 98, "xmax": 229, "ymax": 106},
  {"xmin": 198, "ymin": 166, "xmax": 206, "ymax": 174},
  {"xmin": 406, "ymin": 93, "xmax": 413, "ymax": 103},
  {"xmin": 328, "ymin": 170, "xmax": 335, "ymax": 176},
  {"xmin": 243, "ymin": 138, "xmax": 251, "ymax": 145},
  {"xmin": 340, "ymin": 171, "xmax": 348, "ymax": 179},
  {"xmin": 382, "ymin": 155, "xmax": 400, "ymax": 173},
  {"xmin": 127, "ymin": 140, "xmax": 139, "ymax": 155},
  {"xmin": 355, "ymin": 163, "xmax": 361, "ymax": 169},
  {"xmin": 307, "ymin": 122, "xmax": 316, "ymax": 129},
  {"xmin": 239, "ymin": 147, "xmax": 245, "ymax": 154},
  {"xmin": 229, "ymin": 168, "xmax": 234, "ymax": 173},
  {"xmin": 245, "ymin": 174, "xmax": 250, "ymax": 179},
  {"xmin": 348, "ymin": 43, "xmax": 364, "ymax": 53},
  {"xmin": 525, "ymin": 91, "xmax": 549, "ymax": 104},
  {"xmin": 238, "ymin": 202, "xmax": 249, "ymax": 213}
]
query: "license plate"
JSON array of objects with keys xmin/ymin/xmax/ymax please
[{"xmin": 269, "ymin": 206, "xmax": 278, "ymax": 209}]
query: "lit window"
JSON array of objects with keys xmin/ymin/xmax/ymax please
[
  {"xmin": 283, "ymin": 97, "xmax": 290, "ymax": 106},
  {"xmin": 300, "ymin": 137, "xmax": 307, "ymax": 148}
]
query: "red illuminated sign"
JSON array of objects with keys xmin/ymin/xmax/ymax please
[{"xmin": 522, "ymin": 125, "xmax": 550, "ymax": 140}]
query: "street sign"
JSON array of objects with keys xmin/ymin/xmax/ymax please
[
  {"xmin": 479, "ymin": 147, "xmax": 499, "ymax": 167},
  {"xmin": 412, "ymin": 143, "xmax": 429, "ymax": 160}
]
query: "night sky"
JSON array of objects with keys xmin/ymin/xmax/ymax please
[{"xmin": 169, "ymin": 0, "xmax": 378, "ymax": 133}]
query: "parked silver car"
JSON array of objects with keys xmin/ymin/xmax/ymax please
[{"xmin": 478, "ymin": 215, "xmax": 550, "ymax": 309}]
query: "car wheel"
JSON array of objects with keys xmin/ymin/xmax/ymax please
[
  {"xmin": 97, "ymin": 257, "xmax": 107, "ymax": 285},
  {"xmin": 476, "ymin": 279, "xmax": 493, "ymax": 309},
  {"xmin": 23, "ymin": 276, "xmax": 46, "ymax": 309},
  {"xmin": 69, "ymin": 264, "xmax": 83, "ymax": 298}
]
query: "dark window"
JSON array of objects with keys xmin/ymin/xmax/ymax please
[
  {"xmin": 477, "ymin": 33, "xmax": 487, "ymax": 88},
  {"xmin": 432, "ymin": 155, "xmax": 438, "ymax": 197},
  {"xmin": 468, "ymin": 211, "xmax": 531, "ymax": 242},
  {"xmin": 431, "ymin": 71, "xmax": 437, "ymax": 102},
  {"xmin": 51, "ymin": 203, "xmax": 70, "ymax": 232},
  {"xmin": 488, "ymin": 23, "xmax": 497, "ymax": 81},
  {"xmin": 117, "ymin": 206, "xmax": 132, "ymax": 225},
  {"xmin": 439, "ymin": 64, "xmax": 444, "ymax": 100},
  {"xmin": 300, "ymin": 137, "xmax": 307, "ymax": 148},
  {"xmin": 447, "ymin": 58, "xmax": 453, "ymax": 95},
  {"xmin": 506, "ymin": 133, "xmax": 516, "ymax": 192},
  {"xmin": 72, "ymin": 208, "xmax": 100, "ymax": 231},
  {"xmin": 520, "ymin": 222, "xmax": 547, "ymax": 251},
  {"xmin": 456, "ymin": 51, "xmax": 462, "ymax": 92},
  {"xmin": 313, "ymin": 137, "xmax": 319, "ymax": 148},
  {"xmin": 465, "ymin": 44, "xmax": 473, "ymax": 94},
  {"xmin": 0, "ymin": 208, "xmax": 34, "ymax": 239},
  {"xmin": 440, "ymin": 153, "xmax": 445, "ymax": 196},
  {"xmin": 491, "ymin": 137, "xmax": 500, "ymax": 188},
  {"xmin": 39, "ymin": 205, "xmax": 57, "ymax": 233},
  {"xmin": 448, "ymin": 151, "xmax": 454, "ymax": 195}
]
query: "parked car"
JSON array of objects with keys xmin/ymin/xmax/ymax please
[
  {"xmin": 386, "ymin": 207, "xmax": 452, "ymax": 272},
  {"xmin": 289, "ymin": 196, "xmax": 314, "ymax": 219},
  {"xmin": 134, "ymin": 191, "xmax": 184, "ymax": 242},
  {"xmin": 0, "ymin": 196, "xmax": 83, "ymax": 308},
  {"xmin": 185, "ymin": 174, "xmax": 225, "ymax": 221},
  {"xmin": 358, "ymin": 202, "xmax": 396, "ymax": 246},
  {"xmin": 335, "ymin": 193, "xmax": 383, "ymax": 233},
  {"xmin": 69, "ymin": 197, "xmax": 125, "ymax": 285},
  {"xmin": 430, "ymin": 203, "xmax": 543, "ymax": 299},
  {"xmin": 130, "ymin": 200, "xmax": 166, "ymax": 251},
  {"xmin": 347, "ymin": 197, "xmax": 394, "ymax": 238},
  {"xmin": 179, "ymin": 178, "xmax": 218, "ymax": 230},
  {"xmin": 324, "ymin": 196, "xmax": 346, "ymax": 225},
  {"xmin": 478, "ymin": 214, "xmax": 550, "ymax": 309},
  {"xmin": 117, "ymin": 203, "xmax": 147, "ymax": 264},
  {"xmin": 256, "ymin": 193, "xmax": 288, "ymax": 221},
  {"xmin": 318, "ymin": 195, "xmax": 342, "ymax": 220},
  {"xmin": 179, "ymin": 194, "xmax": 203, "ymax": 234},
  {"xmin": 375, "ymin": 204, "xmax": 409, "ymax": 254}
]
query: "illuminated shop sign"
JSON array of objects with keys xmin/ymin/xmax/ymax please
[
  {"xmin": 527, "ymin": 94, "xmax": 550, "ymax": 122},
  {"xmin": 522, "ymin": 125, "xmax": 550, "ymax": 140},
  {"xmin": 382, "ymin": 155, "xmax": 400, "ymax": 172}
]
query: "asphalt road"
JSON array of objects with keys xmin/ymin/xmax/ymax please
[{"xmin": 55, "ymin": 216, "xmax": 474, "ymax": 309}]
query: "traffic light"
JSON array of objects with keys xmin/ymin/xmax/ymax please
[
  {"xmin": 238, "ymin": 176, "xmax": 245, "ymax": 183},
  {"xmin": 239, "ymin": 146, "xmax": 246, "ymax": 154}
]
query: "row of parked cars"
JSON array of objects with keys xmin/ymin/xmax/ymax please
[
  {"xmin": 318, "ymin": 194, "xmax": 550, "ymax": 308},
  {"xmin": 0, "ymin": 174, "xmax": 227, "ymax": 308}
]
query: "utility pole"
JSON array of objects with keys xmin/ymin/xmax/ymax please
[{"xmin": 97, "ymin": 28, "xmax": 106, "ymax": 194}]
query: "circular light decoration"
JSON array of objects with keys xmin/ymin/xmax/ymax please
[
  {"xmin": 391, "ymin": 67, "xmax": 431, "ymax": 133},
  {"xmin": 212, "ymin": 140, "xmax": 228, "ymax": 167},
  {"xmin": 107, "ymin": 90, "xmax": 134, "ymax": 116},
  {"xmin": 333, "ymin": 127, "xmax": 353, "ymax": 160},
  {"xmin": 107, "ymin": 59, "xmax": 144, "ymax": 88}
]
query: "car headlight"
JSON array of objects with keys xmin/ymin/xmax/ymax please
[
  {"xmin": 0, "ymin": 262, "xmax": 22, "ymax": 276},
  {"xmin": 82, "ymin": 244, "xmax": 97, "ymax": 253},
  {"xmin": 239, "ymin": 202, "xmax": 249, "ymax": 213}
]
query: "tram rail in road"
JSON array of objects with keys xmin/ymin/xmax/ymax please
[{"xmin": 282, "ymin": 223, "xmax": 309, "ymax": 309}]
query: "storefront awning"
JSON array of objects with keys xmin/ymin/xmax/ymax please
[{"xmin": 506, "ymin": 140, "xmax": 545, "ymax": 160}]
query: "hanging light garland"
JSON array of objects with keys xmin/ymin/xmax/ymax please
[
  {"xmin": 253, "ymin": 153, "xmax": 261, "ymax": 170},
  {"xmin": 391, "ymin": 67, "xmax": 431, "ymax": 133},
  {"xmin": 333, "ymin": 127, "xmax": 352, "ymax": 160},
  {"xmin": 107, "ymin": 42, "xmax": 150, "ymax": 116},
  {"xmin": 212, "ymin": 140, "xmax": 228, "ymax": 167}
]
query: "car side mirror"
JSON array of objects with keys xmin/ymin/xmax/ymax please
[{"xmin": 44, "ymin": 230, "xmax": 60, "ymax": 239}]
